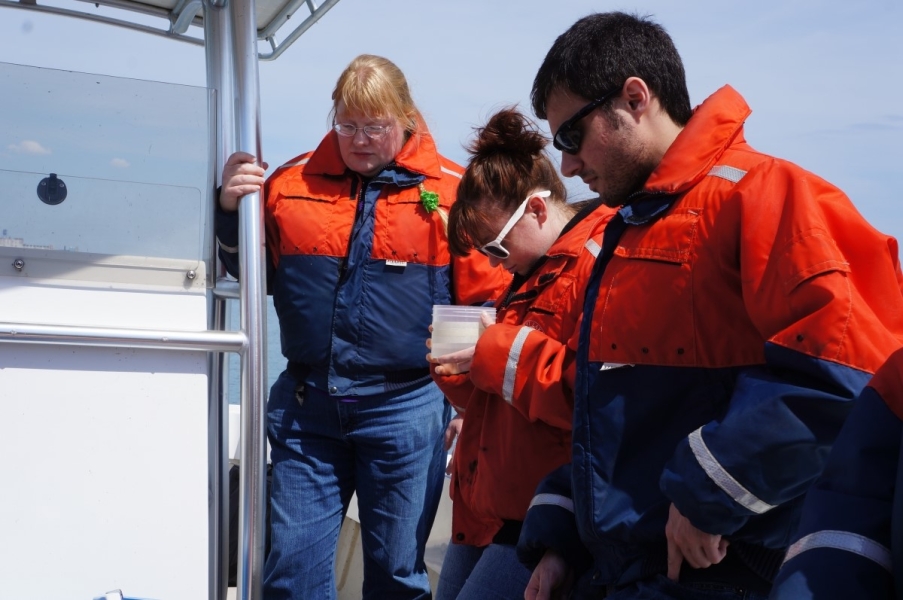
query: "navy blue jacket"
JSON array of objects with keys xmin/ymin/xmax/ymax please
[{"xmin": 771, "ymin": 348, "xmax": 903, "ymax": 599}]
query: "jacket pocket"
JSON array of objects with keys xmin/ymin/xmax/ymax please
[
  {"xmin": 613, "ymin": 207, "xmax": 701, "ymax": 264},
  {"xmin": 593, "ymin": 209, "xmax": 702, "ymax": 365},
  {"xmin": 374, "ymin": 193, "xmax": 451, "ymax": 266},
  {"xmin": 272, "ymin": 192, "xmax": 351, "ymax": 258}
]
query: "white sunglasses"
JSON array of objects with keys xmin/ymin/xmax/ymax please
[{"xmin": 478, "ymin": 190, "xmax": 551, "ymax": 259}]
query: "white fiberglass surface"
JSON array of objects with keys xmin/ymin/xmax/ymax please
[
  {"xmin": 0, "ymin": 343, "xmax": 209, "ymax": 600},
  {"xmin": 0, "ymin": 60, "xmax": 214, "ymax": 599}
]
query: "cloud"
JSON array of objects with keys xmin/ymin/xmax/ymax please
[
  {"xmin": 110, "ymin": 158, "xmax": 130, "ymax": 168},
  {"xmin": 8, "ymin": 140, "xmax": 50, "ymax": 155}
]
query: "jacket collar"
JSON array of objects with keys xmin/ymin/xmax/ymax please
[
  {"xmin": 504, "ymin": 199, "xmax": 610, "ymax": 301},
  {"xmin": 302, "ymin": 121, "xmax": 446, "ymax": 182},
  {"xmin": 644, "ymin": 85, "xmax": 751, "ymax": 196},
  {"xmin": 546, "ymin": 198, "xmax": 606, "ymax": 258}
]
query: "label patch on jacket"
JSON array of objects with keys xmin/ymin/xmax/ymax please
[
  {"xmin": 599, "ymin": 362, "xmax": 634, "ymax": 371},
  {"xmin": 523, "ymin": 319, "xmax": 545, "ymax": 333},
  {"xmin": 385, "ymin": 259, "xmax": 408, "ymax": 268}
]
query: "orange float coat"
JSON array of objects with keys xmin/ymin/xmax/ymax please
[
  {"xmin": 518, "ymin": 85, "xmax": 903, "ymax": 585},
  {"xmin": 217, "ymin": 126, "xmax": 511, "ymax": 396}
]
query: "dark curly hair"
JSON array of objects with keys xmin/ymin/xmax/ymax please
[{"xmin": 448, "ymin": 107, "xmax": 567, "ymax": 256}]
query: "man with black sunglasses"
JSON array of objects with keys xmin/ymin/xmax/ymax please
[{"xmin": 515, "ymin": 11, "xmax": 903, "ymax": 600}]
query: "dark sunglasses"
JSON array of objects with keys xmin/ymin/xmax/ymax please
[{"xmin": 552, "ymin": 87, "xmax": 621, "ymax": 155}]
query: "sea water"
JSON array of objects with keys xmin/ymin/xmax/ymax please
[{"xmin": 225, "ymin": 298, "xmax": 283, "ymax": 405}]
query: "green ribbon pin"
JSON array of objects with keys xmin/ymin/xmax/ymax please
[{"xmin": 419, "ymin": 184, "xmax": 439, "ymax": 212}]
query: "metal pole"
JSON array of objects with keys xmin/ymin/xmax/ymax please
[
  {"xmin": 0, "ymin": 322, "xmax": 245, "ymax": 353},
  {"xmin": 228, "ymin": 1, "xmax": 269, "ymax": 599},
  {"xmin": 204, "ymin": 2, "xmax": 236, "ymax": 599},
  {"xmin": 208, "ymin": 282, "xmax": 230, "ymax": 600}
]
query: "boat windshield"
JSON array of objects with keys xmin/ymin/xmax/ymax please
[{"xmin": 0, "ymin": 61, "xmax": 212, "ymax": 270}]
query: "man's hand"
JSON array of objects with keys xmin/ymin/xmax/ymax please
[
  {"xmin": 220, "ymin": 151, "xmax": 268, "ymax": 212},
  {"xmin": 665, "ymin": 503, "xmax": 729, "ymax": 581},
  {"xmin": 524, "ymin": 550, "xmax": 572, "ymax": 600}
]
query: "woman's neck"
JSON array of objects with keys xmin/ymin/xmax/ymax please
[{"xmin": 548, "ymin": 202, "xmax": 579, "ymax": 238}]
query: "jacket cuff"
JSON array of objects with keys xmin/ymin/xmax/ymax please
[
  {"xmin": 430, "ymin": 369, "xmax": 472, "ymax": 413},
  {"xmin": 517, "ymin": 464, "xmax": 591, "ymax": 573},
  {"xmin": 214, "ymin": 188, "xmax": 240, "ymax": 252}
]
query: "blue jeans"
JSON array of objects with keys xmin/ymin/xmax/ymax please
[
  {"xmin": 435, "ymin": 542, "xmax": 532, "ymax": 600},
  {"xmin": 264, "ymin": 371, "xmax": 451, "ymax": 600},
  {"xmin": 580, "ymin": 575, "xmax": 770, "ymax": 600}
]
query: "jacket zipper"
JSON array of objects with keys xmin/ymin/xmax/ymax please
[{"xmin": 338, "ymin": 176, "xmax": 366, "ymax": 281}]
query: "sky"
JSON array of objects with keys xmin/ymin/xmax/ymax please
[{"xmin": 0, "ymin": 0, "xmax": 901, "ymax": 242}]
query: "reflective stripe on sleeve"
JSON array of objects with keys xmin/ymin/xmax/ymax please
[
  {"xmin": 501, "ymin": 326, "xmax": 533, "ymax": 403},
  {"xmin": 782, "ymin": 530, "xmax": 892, "ymax": 572},
  {"xmin": 688, "ymin": 427, "xmax": 776, "ymax": 514},
  {"xmin": 528, "ymin": 493, "xmax": 574, "ymax": 513}
]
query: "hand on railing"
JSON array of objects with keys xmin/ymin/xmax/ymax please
[{"xmin": 220, "ymin": 151, "xmax": 268, "ymax": 212}]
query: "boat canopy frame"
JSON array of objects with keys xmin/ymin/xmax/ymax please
[{"xmin": 0, "ymin": 0, "xmax": 339, "ymax": 60}]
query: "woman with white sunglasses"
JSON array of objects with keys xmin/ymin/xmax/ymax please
[{"xmin": 428, "ymin": 107, "xmax": 615, "ymax": 600}]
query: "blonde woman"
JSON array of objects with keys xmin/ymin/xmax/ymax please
[{"xmin": 216, "ymin": 54, "xmax": 509, "ymax": 600}]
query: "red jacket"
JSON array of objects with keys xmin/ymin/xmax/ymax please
[{"xmin": 433, "ymin": 201, "xmax": 615, "ymax": 546}]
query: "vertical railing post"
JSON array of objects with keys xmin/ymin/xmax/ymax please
[
  {"xmin": 228, "ymin": 1, "xmax": 269, "ymax": 599},
  {"xmin": 203, "ymin": 2, "xmax": 235, "ymax": 599}
]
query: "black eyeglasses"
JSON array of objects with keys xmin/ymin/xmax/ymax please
[{"xmin": 552, "ymin": 87, "xmax": 621, "ymax": 155}]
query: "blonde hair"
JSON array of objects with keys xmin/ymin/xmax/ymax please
[
  {"xmin": 332, "ymin": 55, "xmax": 449, "ymax": 232},
  {"xmin": 331, "ymin": 54, "xmax": 422, "ymax": 135}
]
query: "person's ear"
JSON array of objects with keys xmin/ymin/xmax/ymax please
[
  {"xmin": 622, "ymin": 76, "xmax": 651, "ymax": 116},
  {"xmin": 528, "ymin": 194, "xmax": 548, "ymax": 224}
]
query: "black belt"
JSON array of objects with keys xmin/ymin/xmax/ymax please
[{"xmin": 286, "ymin": 362, "xmax": 431, "ymax": 392}]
